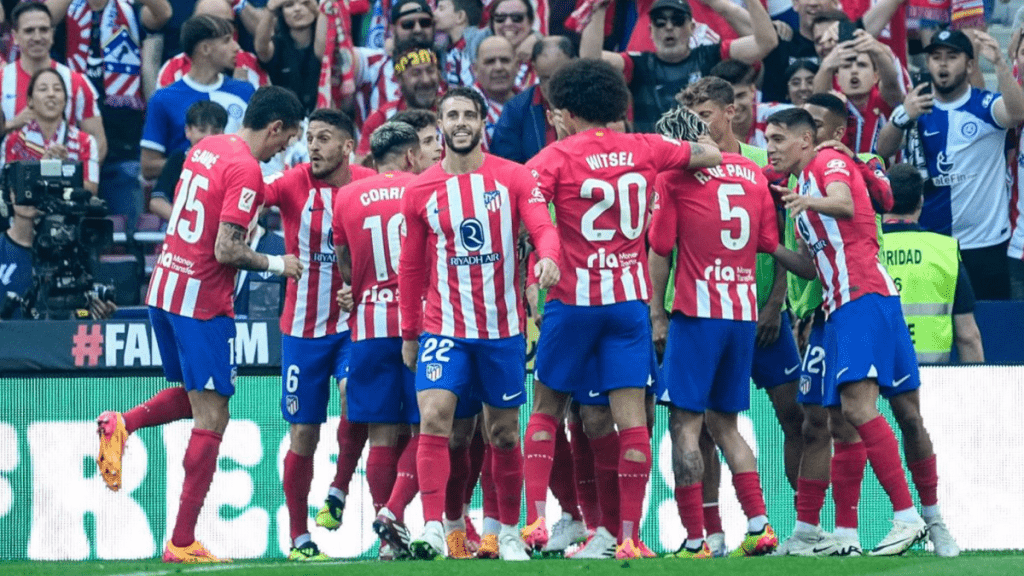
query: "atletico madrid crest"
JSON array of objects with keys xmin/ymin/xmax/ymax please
[
  {"xmin": 484, "ymin": 190, "xmax": 502, "ymax": 212},
  {"xmin": 426, "ymin": 363, "xmax": 443, "ymax": 382}
]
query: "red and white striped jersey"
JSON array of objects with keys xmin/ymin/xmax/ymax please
[
  {"xmin": 264, "ymin": 162, "xmax": 376, "ymax": 338},
  {"xmin": 399, "ymin": 154, "xmax": 559, "ymax": 340},
  {"xmin": 146, "ymin": 134, "xmax": 263, "ymax": 320},
  {"xmin": 334, "ymin": 170, "xmax": 414, "ymax": 340},
  {"xmin": 650, "ymin": 153, "xmax": 779, "ymax": 321},
  {"xmin": 0, "ymin": 120, "xmax": 99, "ymax": 184},
  {"xmin": 843, "ymin": 87, "xmax": 893, "ymax": 156},
  {"xmin": 353, "ymin": 47, "xmax": 400, "ymax": 127},
  {"xmin": 795, "ymin": 149, "xmax": 899, "ymax": 315},
  {"xmin": 473, "ymin": 83, "xmax": 511, "ymax": 150},
  {"xmin": 157, "ymin": 52, "xmax": 270, "ymax": 90},
  {"xmin": 513, "ymin": 61, "xmax": 536, "ymax": 92},
  {"xmin": 527, "ymin": 128, "xmax": 693, "ymax": 306},
  {"xmin": 0, "ymin": 60, "xmax": 100, "ymax": 127}
]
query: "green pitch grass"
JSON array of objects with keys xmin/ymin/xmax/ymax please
[{"xmin": 3, "ymin": 552, "xmax": 1023, "ymax": 576}]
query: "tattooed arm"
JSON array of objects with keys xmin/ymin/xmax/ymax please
[
  {"xmin": 215, "ymin": 222, "xmax": 304, "ymax": 278},
  {"xmin": 685, "ymin": 141, "xmax": 723, "ymax": 169}
]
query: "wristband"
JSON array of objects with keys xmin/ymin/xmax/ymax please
[
  {"xmin": 890, "ymin": 105, "xmax": 912, "ymax": 130},
  {"xmin": 266, "ymin": 254, "xmax": 286, "ymax": 275}
]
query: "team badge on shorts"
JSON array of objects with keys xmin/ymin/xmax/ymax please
[
  {"xmin": 426, "ymin": 363, "xmax": 443, "ymax": 382},
  {"xmin": 799, "ymin": 376, "xmax": 811, "ymax": 395},
  {"xmin": 484, "ymin": 190, "xmax": 502, "ymax": 212},
  {"xmin": 286, "ymin": 394, "xmax": 300, "ymax": 415}
]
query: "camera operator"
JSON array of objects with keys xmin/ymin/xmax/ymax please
[{"xmin": 1, "ymin": 188, "xmax": 116, "ymax": 320}]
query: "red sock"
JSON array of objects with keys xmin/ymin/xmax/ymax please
[
  {"xmin": 524, "ymin": 413, "xmax": 558, "ymax": 524},
  {"xmin": 123, "ymin": 387, "xmax": 192, "ymax": 433},
  {"xmin": 445, "ymin": 445, "xmax": 471, "ymax": 521},
  {"xmin": 480, "ymin": 444, "xmax": 499, "ymax": 520},
  {"xmin": 331, "ymin": 415, "xmax": 368, "ymax": 493},
  {"xmin": 703, "ymin": 504, "xmax": 723, "ymax": 535},
  {"xmin": 367, "ymin": 446, "xmax": 400, "ymax": 513},
  {"xmin": 464, "ymin": 429, "xmax": 486, "ymax": 506},
  {"xmin": 284, "ymin": 450, "xmax": 314, "ymax": 541},
  {"xmin": 416, "ymin": 434, "xmax": 449, "ymax": 523},
  {"xmin": 171, "ymin": 429, "xmax": 222, "ymax": 547},
  {"xmin": 795, "ymin": 478, "xmax": 830, "ymax": 526},
  {"xmin": 855, "ymin": 416, "xmax": 914, "ymax": 511},
  {"xmin": 908, "ymin": 455, "xmax": 938, "ymax": 507},
  {"xmin": 675, "ymin": 483, "xmax": 704, "ymax": 541},
  {"xmin": 732, "ymin": 471, "xmax": 767, "ymax": 521},
  {"xmin": 491, "ymin": 444, "xmax": 524, "ymax": 525},
  {"xmin": 832, "ymin": 441, "xmax": 866, "ymax": 529},
  {"xmin": 386, "ymin": 434, "xmax": 419, "ymax": 522},
  {"xmin": 617, "ymin": 426, "xmax": 651, "ymax": 542},
  {"xmin": 589, "ymin": 431, "xmax": 620, "ymax": 537},
  {"xmin": 550, "ymin": 424, "xmax": 582, "ymax": 521},
  {"xmin": 569, "ymin": 423, "xmax": 599, "ymax": 530}
]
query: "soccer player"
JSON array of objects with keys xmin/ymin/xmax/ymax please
[
  {"xmin": 95, "ymin": 85, "xmax": 305, "ymax": 563},
  {"xmin": 261, "ymin": 107, "xmax": 375, "ymax": 561},
  {"xmin": 765, "ymin": 107, "xmax": 929, "ymax": 556},
  {"xmin": 399, "ymin": 86, "xmax": 561, "ymax": 561},
  {"xmin": 521, "ymin": 58, "xmax": 722, "ymax": 560},
  {"xmin": 332, "ymin": 121, "xmax": 427, "ymax": 560},
  {"xmin": 649, "ymin": 105, "xmax": 816, "ymax": 559}
]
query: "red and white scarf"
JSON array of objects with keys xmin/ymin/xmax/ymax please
[
  {"xmin": 317, "ymin": 0, "xmax": 370, "ymax": 108},
  {"xmin": 65, "ymin": 0, "xmax": 144, "ymax": 110}
]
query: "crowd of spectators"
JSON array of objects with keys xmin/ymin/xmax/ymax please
[{"xmin": 2, "ymin": 0, "xmax": 1024, "ymax": 315}]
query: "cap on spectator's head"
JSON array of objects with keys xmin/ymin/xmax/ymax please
[
  {"xmin": 925, "ymin": 29, "xmax": 974, "ymax": 59},
  {"xmin": 391, "ymin": 0, "xmax": 433, "ymax": 24},
  {"xmin": 649, "ymin": 0, "xmax": 692, "ymax": 18}
]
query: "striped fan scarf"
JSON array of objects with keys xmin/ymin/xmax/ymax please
[
  {"xmin": 65, "ymin": 0, "xmax": 144, "ymax": 109},
  {"xmin": 317, "ymin": 0, "xmax": 370, "ymax": 108}
]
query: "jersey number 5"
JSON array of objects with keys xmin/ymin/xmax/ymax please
[
  {"xmin": 580, "ymin": 173, "xmax": 648, "ymax": 242},
  {"xmin": 167, "ymin": 168, "xmax": 209, "ymax": 244},
  {"xmin": 717, "ymin": 183, "xmax": 750, "ymax": 251}
]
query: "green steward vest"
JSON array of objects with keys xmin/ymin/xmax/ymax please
[{"xmin": 880, "ymin": 230, "xmax": 959, "ymax": 364}]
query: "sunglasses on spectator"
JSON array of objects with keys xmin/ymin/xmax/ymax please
[
  {"xmin": 493, "ymin": 13, "xmax": 527, "ymax": 24},
  {"xmin": 652, "ymin": 12, "xmax": 688, "ymax": 28},
  {"xmin": 399, "ymin": 17, "xmax": 433, "ymax": 30}
]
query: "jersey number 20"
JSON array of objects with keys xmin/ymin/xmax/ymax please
[{"xmin": 580, "ymin": 173, "xmax": 648, "ymax": 242}]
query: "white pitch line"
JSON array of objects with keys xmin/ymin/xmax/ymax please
[{"xmin": 108, "ymin": 561, "xmax": 353, "ymax": 576}]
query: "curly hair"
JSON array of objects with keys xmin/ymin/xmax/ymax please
[
  {"xmin": 655, "ymin": 105, "xmax": 708, "ymax": 142},
  {"xmin": 547, "ymin": 58, "xmax": 629, "ymax": 124}
]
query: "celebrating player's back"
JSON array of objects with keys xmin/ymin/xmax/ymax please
[
  {"xmin": 147, "ymin": 133, "xmax": 268, "ymax": 318},
  {"xmin": 651, "ymin": 153, "xmax": 780, "ymax": 320},
  {"xmin": 529, "ymin": 129, "xmax": 711, "ymax": 305}
]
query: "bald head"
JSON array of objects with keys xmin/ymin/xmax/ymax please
[
  {"xmin": 474, "ymin": 35, "xmax": 515, "ymax": 99},
  {"xmin": 194, "ymin": 0, "xmax": 234, "ymax": 21},
  {"xmin": 532, "ymin": 36, "xmax": 575, "ymax": 100}
]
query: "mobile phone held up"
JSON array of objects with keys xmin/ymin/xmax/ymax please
[
  {"xmin": 915, "ymin": 71, "xmax": 933, "ymax": 95},
  {"xmin": 838, "ymin": 20, "xmax": 857, "ymax": 44}
]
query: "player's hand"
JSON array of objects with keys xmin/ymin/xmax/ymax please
[
  {"xmin": 903, "ymin": 83, "xmax": 934, "ymax": 121},
  {"xmin": 781, "ymin": 190, "xmax": 812, "ymax": 218},
  {"xmin": 815, "ymin": 139, "xmax": 855, "ymax": 158},
  {"xmin": 402, "ymin": 339, "xmax": 419, "ymax": 372},
  {"xmin": 755, "ymin": 301, "xmax": 782, "ymax": 348},
  {"xmin": 282, "ymin": 254, "xmax": 304, "ymax": 280},
  {"xmin": 546, "ymin": 109, "xmax": 570, "ymax": 141},
  {"xmin": 336, "ymin": 285, "xmax": 353, "ymax": 312},
  {"xmin": 534, "ymin": 257, "xmax": 560, "ymax": 290},
  {"xmin": 650, "ymin": 308, "xmax": 668, "ymax": 357}
]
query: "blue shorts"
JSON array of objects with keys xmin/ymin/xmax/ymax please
[
  {"xmin": 415, "ymin": 333, "xmax": 525, "ymax": 412},
  {"xmin": 662, "ymin": 314, "xmax": 756, "ymax": 414},
  {"xmin": 751, "ymin": 312, "xmax": 802, "ymax": 389},
  {"xmin": 149, "ymin": 307, "xmax": 236, "ymax": 396},
  {"xmin": 347, "ymin": 338, "xmax": 419, "ymax": 424},
  {"xmin": 797, "ymin": 311, "xmax": 827, "ymax": 406},
  {"xmin": 281, "ymin": 332, "xmax": 350, "ymax": 424},
  {"xmin": 823, "ymin": 294, "xmax": 922, "ymax": 407},
  {"xmin": 574, "ymin": 346, "xmax": 662, "ymax": 406},
  {"xmin": 536, "ymin": 300, "xmax": 652, "ymax": 398}
]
